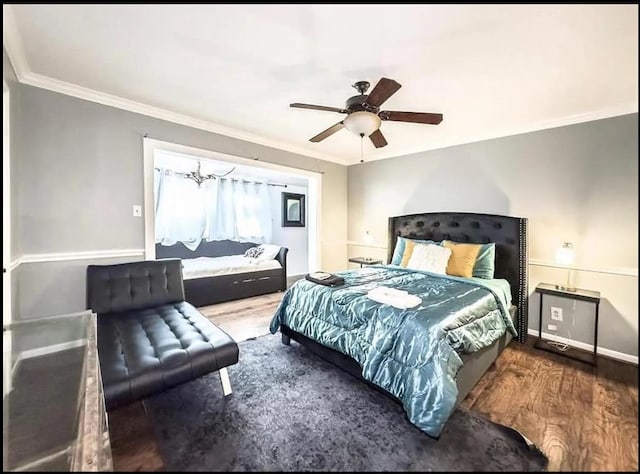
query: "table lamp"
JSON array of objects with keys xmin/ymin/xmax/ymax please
[{"xmin": 555, "ymin": 242, "xmax": 576, "ymax": 291}]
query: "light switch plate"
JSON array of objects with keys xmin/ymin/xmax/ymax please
[{"xmin": 133, "ymin": 205, "xmax": 142, "ymax": 217}]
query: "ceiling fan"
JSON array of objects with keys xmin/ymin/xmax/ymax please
[{"xmin": 290, "ymin": 77, "xmax": 443, "ymax": 149}]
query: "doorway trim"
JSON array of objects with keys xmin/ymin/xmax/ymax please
[
  {"xmin": 3, "ymin": 80, "xmax": 12, "ymax": 396},
  {"xmin": 3, "ymin": 80, "xmax": 12, "ymax": 327},
  {"xmin": 142, "ymin": 138, "xmax": 322, "ymax": 273}
]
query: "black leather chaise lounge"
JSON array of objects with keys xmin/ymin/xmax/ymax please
[{"xmin": 86, "ymin": 259, "xmax": 239, "ymax": 410}]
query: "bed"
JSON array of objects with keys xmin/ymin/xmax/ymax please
[
  {"xmin": 156, "ymin": 239, "xmax": 288, "ymax": 307},
  {"xmin": 270, "ymin": 212, "xmax": 528, "ymax": 437}
]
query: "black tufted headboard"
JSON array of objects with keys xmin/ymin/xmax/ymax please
[{"xmin": 388, "ymin": 212, "xmax": 528, "ymax": 343}]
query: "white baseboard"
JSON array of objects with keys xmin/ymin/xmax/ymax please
[{"xmin": 527, "ymin": 329, "xmax": 638, "ymax": 365}]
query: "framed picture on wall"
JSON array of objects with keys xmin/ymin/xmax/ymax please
[{"xmin": 282, "ymin": 192, "xmax": 305, "ymax": 227}]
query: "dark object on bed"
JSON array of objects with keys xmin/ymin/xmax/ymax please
[
  {"xmin": 86, "ymin": 259, "xmax": 239, "ymax": 410},
  {"xmin": 155, "ymin": 239, "xmax": 288, "ymax": 307},
  {"xmin": 305, "ymin": 273, "xmax": 345, "ymax": 287}
]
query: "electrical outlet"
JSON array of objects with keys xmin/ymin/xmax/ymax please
[
  {"xmin": 550, "ymin": 306, "xmax": 563, "ymax": 321},
  {"xmin": 547, "ymin": 323, "xmax": 558, "ymax": 331},
  {"xmin": 133, "ymin": 205, "xmax": 142, "ymax": 217}
]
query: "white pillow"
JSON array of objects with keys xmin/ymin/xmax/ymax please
[
  {"xmin": 256, "ymin": 244, "xmax": 281, "ymax": 261},
  {"xmin": 406, "ymin": 243, "xmax": 452, "ymax": 274}
]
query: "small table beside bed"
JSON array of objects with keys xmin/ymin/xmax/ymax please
[{"xmin": 270, "ymin": 212, "xmax": 528, "ymax": 438}]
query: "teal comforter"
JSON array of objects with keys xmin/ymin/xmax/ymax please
[{"xmin": 269, "ymin": 265, "xmax": 516, "ymax": 437}]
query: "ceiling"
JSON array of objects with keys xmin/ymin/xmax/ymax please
[{"xmin": 4, "ymin": 4, "xmax": 638, "ymax": 165}]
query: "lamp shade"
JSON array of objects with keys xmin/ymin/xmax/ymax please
[
  {"xmin": 555, "ymin": 242, "xmax": 575, "ymax": 266},
  {"xmin": 343, "ymin": 111, "xmax": 381, "ymax": 136}
]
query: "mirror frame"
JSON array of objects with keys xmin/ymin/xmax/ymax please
[{"xmin": 281, "ymin": 192, "xmax": 306, "ymax": 227}]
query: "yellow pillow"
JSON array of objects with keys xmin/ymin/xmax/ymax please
[
  {"xmin": 442, "ymin": 241, "xmax": 481, "ymax": 278},
  {"xmin": 400, "ymin": 239, "xmax": 416, "ymax": 267}
]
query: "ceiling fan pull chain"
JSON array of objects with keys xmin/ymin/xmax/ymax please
[{"xmin": 360, "ymin": 133, "xmax": 364, "ymax": 163}]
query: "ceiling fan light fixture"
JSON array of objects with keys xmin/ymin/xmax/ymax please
[
  {"xmin": 292, "ymin": 77, "xmax": 443, "ymax": 147},
  {"xmin": 343, "ymin": 111, "xmax": 381, "ymax": 137}
]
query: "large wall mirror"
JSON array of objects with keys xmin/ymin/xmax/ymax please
[{"xmin": 281, "ymin": 192, "xmax": 305, "ymax": 227}]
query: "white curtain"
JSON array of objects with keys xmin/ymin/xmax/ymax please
[
  {"xmin": 155, "ymin": 170, "xmax": 206, "ymax": 250},
  {"xmin": 231, "ymin": 179, "xmax": 272, "ymax": 243},
  {"xmin": 155, "ymin": 169, "xmax": 272, "ymax": 248}
]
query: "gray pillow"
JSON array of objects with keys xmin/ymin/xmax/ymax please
[{"xmin": 244, "ymin": 247, "xmax": 264, "ymax": 259}]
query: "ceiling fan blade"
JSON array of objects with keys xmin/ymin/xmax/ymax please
[
  {"xmin": 364, "ymin": 78, "xmax": 401, "ymax": 107},
  {"xmin": 369, "ymin": 129, "xmax": 388, "ymax": 148},
  {"xmin": 381, "ymin": 111, "xmax": 443, "ymax": 125},
  {"xmin": 290, "ymin": 103, "xmax": 348, "ymax": 114},
  {"xmin": 310, "ymin": 121, "xmax": 345, "ymax": 142}
]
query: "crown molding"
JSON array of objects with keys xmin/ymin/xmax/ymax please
[
  {"xmin": 19, "ymin": 72, "xmax": 353, "ymax": 166},
  {"xmin": 2, "ymin": 4, "xmax": 28, "ymax": 81},
  {"xmin": 4, "ymin": 4, "xmax": 637, "ymax": 166},
  {"xmin": 3, "ymin": 5, "xmax": 350, "ymax": 166},
  {"xmin": 21, "ymin": 67, "xmax": 636, "ymax": 166},
  {"xmin": 366, "ymin": 101, "xmax": 639, "ymax": 163}
]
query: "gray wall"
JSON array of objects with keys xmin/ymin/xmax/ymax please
[
  {"xmin": 18, "ymin": 256, "xmax": 142, "ymax": 319},
  {"xmin": 13, "ymin": 84, "xmax": 347, "ymax": 319},
  {"xmin": 348, "ymin": 114, "xmax": 638, "ymax": 358}
]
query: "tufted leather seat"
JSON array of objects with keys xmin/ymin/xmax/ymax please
[{"xmin": 87, "ymin": 259, "xmax": 238, "ymax": 410}]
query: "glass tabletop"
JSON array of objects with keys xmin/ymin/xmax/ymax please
[{"xmin": 3, "ymin": 311, "xmax": 93, "ymax": 471}]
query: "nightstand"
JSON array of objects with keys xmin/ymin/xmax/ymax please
[
  {"xmin": 349, "ymin": 257, "xmax": 383, "ymax": 268},
  {"xmin": 534, "ymin": 282, "xmax": 600, "ymax": 366}
]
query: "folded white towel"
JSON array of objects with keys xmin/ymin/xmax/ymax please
[
  {"xmin": 367, "ymin": 286, "xmax": 421, "ymax": 309},
  {"xmin": 367, "ymin": 286, "xmax": 408, "ymax": 298}
]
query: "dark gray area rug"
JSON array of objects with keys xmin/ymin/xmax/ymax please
[{"xmin": 145, "ymin": 335, "xmax": 547, "ymax": 472}]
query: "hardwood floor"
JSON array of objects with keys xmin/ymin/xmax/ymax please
[
  {"xmin": 109, "ymin": 402, "xmax": 164, "ymax": 472},
  {"xmin": 197, "ymin": 292, "xmax": 282, "ymax": 342},
  {"xmin": 461, "ymin": 341, "xmax": 638, "ymax": 471},
  {"xmin": 108, "ymin": 293, "xmax": 638, "ymax": 472}
]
